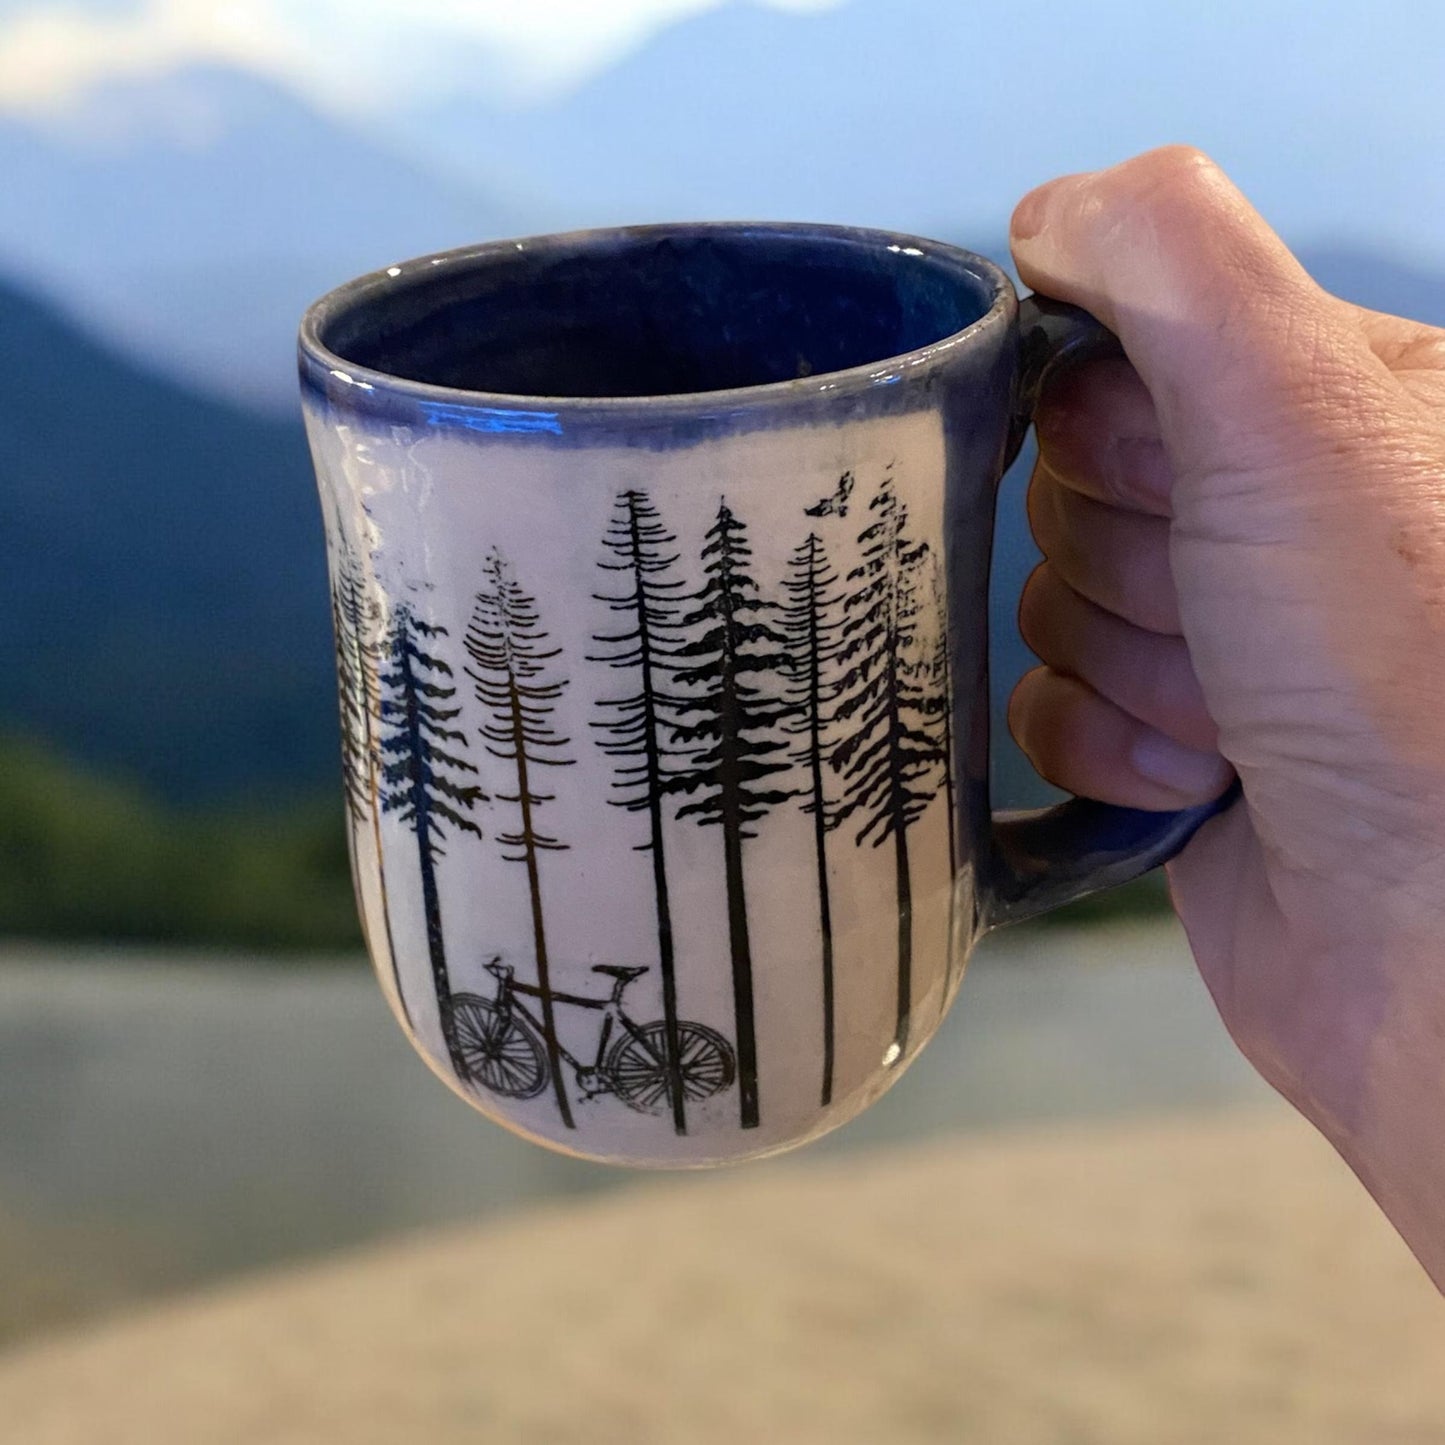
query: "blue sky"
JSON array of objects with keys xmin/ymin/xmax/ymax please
[
  {"xmin": 0, "ymin": 0, "xmax": 845, "ymax": 111},
  {"xmin": 1, "ymin": 0, "xmax": 1441, "ymax": 416},
  {"xmin": 3, "ymin": 0, "xmax": 1441, "ymax": 274}
]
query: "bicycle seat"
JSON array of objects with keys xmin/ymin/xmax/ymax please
[{"xmin": 591, "ymin": 964, "xmax": 648, "ymax": 982}]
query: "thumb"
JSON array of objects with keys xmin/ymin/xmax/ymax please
[{"xmin": 1010, "ymin": 146, "xmax": 1385, "ymax": 482}]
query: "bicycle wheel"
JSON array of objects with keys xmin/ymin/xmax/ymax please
[
  {"xmin": 451, "ymin": 994, "xmax": 548, "ymax": 1099},
  {"xmin": 605, "ymin": 1020, "xmax": 736, "ymax": 1115}
]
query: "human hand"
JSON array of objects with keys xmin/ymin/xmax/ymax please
[{"xmin": 1007, "ymin": 146, "xmax": 1445, "ymax": 1289}]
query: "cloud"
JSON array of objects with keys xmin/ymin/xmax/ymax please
[{"xmin": 0, "ymin": 0, "xmax": 845, "ymax": 116}]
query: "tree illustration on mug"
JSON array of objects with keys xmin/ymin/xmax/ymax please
[
  {"xmin": 667, "ymin": 498, "xmax": 795, "ymax": 1130},
  {"xmin": 831, "ymin": 466, "xmax": 940, "ymax": 1057},
  {"xmin": 589, "ymin": 488, "xmax": 695, "ymax": 1134},
  {"xmin": 378, "ymin": 602, "xmax": 484, "ymax": 1078},
  {"xmin": 330, "ymin": 540, "xmax": 375, "ymax": 831},
  {"xmin": 921, "ymin": 556, "xmax": 957, "ymax": 876},
  {"xmin": 464, "ymin": 548, "xmax": 578, "ymax": 1129},
  {"xmin": 329, "ymin": 537, "xmax": 407, "ymax": 1024},
  {"xmin": 781, "ymin": 527, "xmax": 846, "ymax": 1107}
]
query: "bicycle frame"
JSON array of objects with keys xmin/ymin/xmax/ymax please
[
  {"xmin": 490, "ymin": 967, "xmax": 659, "ymax": 1078},
  {"xmin": 457, "ymin": 960, "xmax": 735, "ymax": 1118}
]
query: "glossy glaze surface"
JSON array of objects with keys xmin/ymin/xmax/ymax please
[{"xmin": 301, "ymin": 223, "xmax": 1231, "ymax": 1165}]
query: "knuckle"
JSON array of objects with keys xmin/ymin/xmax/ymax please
[
  {"xmin": 1115, "ymin": 144, "xmax": 1222, "ymax": 203},
  {"xmin": 1132, "ymin": 143, "xmax": 1219, "ymax": 182},
  {"xmin": 1024, "ymin": 468, "xmax": 1054, "ymax": 543},
  {"xmin": 1007, "ymin": 667, "xmax": 1050, "ymax": 737},
  {"xmin": 1010, "ymin": 667, "xmax": 1083, "ymax": 781},
  {"xmin": 1046, "ymin": 503, "xmax": 1093, "ymax": 581},
  {"xmin": 1006, "ymin": 670, "xmax": 1038, "ymax": 744},
  {"xmin": 1016, "ymin": 568, "xmax": 1046, "ymax": 652},
  {"xmin": 1089, "ymin": 145, "xmax": 1230, "ymax": 246}
]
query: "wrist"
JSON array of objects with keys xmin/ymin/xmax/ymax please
[{"xmin": 1286, "ymin": 920, "xmax": 1445, "ymax": 1291}]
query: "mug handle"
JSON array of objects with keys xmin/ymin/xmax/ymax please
[{"xmin": 980, "ymin": 294, "xmax": 1242, "ymax": 932}]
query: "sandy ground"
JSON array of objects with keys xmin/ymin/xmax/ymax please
[
  {"xmin": 0, "ymin": 920, "xmax": 1266, "ymax": 1346},
  {"xmin": 1, "ymin": 1107, "xmax": 1442, "ymax": 1444},
  {"xmin": 5, "ymin": 924, "xmax": 1442, "ymax": 1439}
]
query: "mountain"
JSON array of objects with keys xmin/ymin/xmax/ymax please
[
  {"xmin": 5, "ymin": 1, "xmax": 1443, "ymax": 416},
  {"xmin": 396, "ymin": 0, "xmax": 1445, "ymax": 268},
  {"xmin": 0, "ymin": 277, "xmax": 335, "ymax": 803},
  {"xmin": 0, "ymin": 66, "xmax": 516, "ymax": 412}
]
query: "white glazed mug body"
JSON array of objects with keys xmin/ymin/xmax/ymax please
[{"xmin": 300, "ymin": 223, "xmax": 1222, "ymax": 1165}]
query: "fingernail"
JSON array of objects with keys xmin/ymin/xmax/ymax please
[
  {"xmin": 1131, "ymin": 732, "xmax": 1232, "ymax": 797},
  {"xmin": 1010, "ymin": 185, "xmax": 1051, "ymax": 244}
]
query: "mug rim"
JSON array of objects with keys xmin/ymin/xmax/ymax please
[{"xmin": 298, "ymin": 221, "xmax": 1018, "ymax": 422}]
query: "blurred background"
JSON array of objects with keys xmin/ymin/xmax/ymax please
[
  {"xmin": 3, "ymin": 0, "xmax": 1445, "ymax": 1433},
  {"xmin": 5, "ymin": 0, "xmax": 1445, "ymax": 945}
]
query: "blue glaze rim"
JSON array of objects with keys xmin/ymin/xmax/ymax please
[{"xmin": 297, "ymin": 222, "xmax": 1017, "ymax": 445}]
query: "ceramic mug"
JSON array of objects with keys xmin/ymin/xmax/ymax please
[{"xmin": 299, "ymin": 223, "xmax": 1236, "ymax": 1166}]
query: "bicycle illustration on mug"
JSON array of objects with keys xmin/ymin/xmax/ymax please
[{"xmin": 451, "ymin": 957, "xmax": 737, "ymax": 1115}]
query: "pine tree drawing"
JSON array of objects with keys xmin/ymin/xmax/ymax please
[
  {"xmin": 329, "ymin": 541, "xmax": 409, "ymax": 1025},
  {"xmin": 590, "ymin": 489, "xmax": 693, "ymax": 1134},
  {"xmin": 330, "ymin": 544, "xmax": 372, "ymax": 829},
  {"xmin": 378, "ymin": 603, "xmax": 484, "ymax": 1078},
  {"xmin": 669, "ymin": 499, "xmax": 794, "ymax": 1129},
  {"xmin": 831, "ymin": 466, "xmax": 938, "ymax": 1056},
  {"xmin": 781, "ymin": 530, "xmax": 845, "ymax": 1106},
  {"xmin": 465, "ymin": 549, "xmax": 577, "ymax": 1129},
  {"xmin": 925, "ymin": 559, "xmax": 958, "ymax": 876}
]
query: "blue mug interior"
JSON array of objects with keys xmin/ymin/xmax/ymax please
[{"xmin": 316, "ymin": 227, "xmax": 998, "ymax": 400}]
